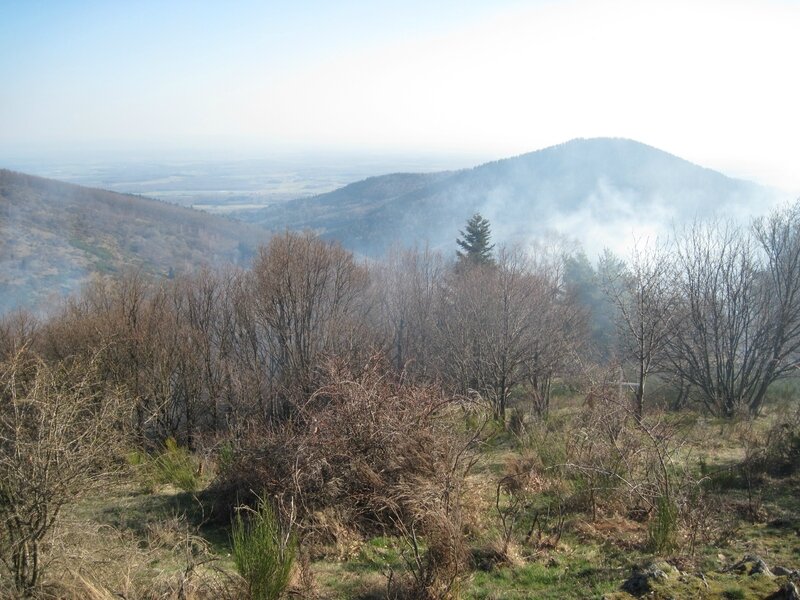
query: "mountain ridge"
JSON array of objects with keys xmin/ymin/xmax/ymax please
[
  {"xmin": 241, "ymin": 137, "xmax": 777, "ymax": 257},
  {"xmin": 0, "ymin": 138, "xmax": 783, "ymax": 314}
]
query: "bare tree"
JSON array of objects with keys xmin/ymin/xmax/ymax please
[
  {"xmin": 434, "ymin": 257, "xmax": 508, "ymax": 418},
  {"xmin": 0, "ymin": 310, "xmax": 38, "ymax": 361},
  {"xmin": 750, "ymin": 200, "xmax": 800, "ymax": 411},
  {"xmin": 601, "ymin": 240, "xmax": 676, "ymax": 418},
  {"xmin": 226, "ymin": 269, "xmax": 274, "ymax": 422},
  {"xmin": 435, "ymin": 246, "xmax": 586, "ymax": 421},
  {"xmin": 481, "ymin": 247, "xmax": 541, "ymax": 420},
  {"xmin": 371, "ymin": 245, "xmax": 446, "ymax": 378},
  {"xmin": 250, "ymin": 232, "xmax": 370, "ymax": 421},
  {"xmin": 523, "ymin": 247, "xmax": 587, "ymax": 418},
  {"xmin": 39, "ymin": 272, "xmax": 178, "ymax": 440},
  {"xmin": 666, "ymin": 214, "xmax": 800, "ymax": 417},
  {"xmin": 0, "ymin": 350, "xmax": 128, "ymax": 595},
  {"xmin": 166, "ymin": 269, "xmax": 237, "ymax": 447}
]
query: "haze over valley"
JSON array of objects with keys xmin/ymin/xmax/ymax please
[
  {"xmin": 1, "ymin": 137, "xmax": 785, "ymax": 315},
  {"xmin": 237, "ymin": 137, "xmax": 783, "ymax": 258},
  {"xmin": 2, "ymin": 151, "xmax": 474, "ymax": 213}
]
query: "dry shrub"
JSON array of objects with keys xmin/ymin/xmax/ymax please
[
  {"xmin": 0, "ymin": 349, "xmax": 131, "ymax": 597},
  {"xmin": 483, "ymin": 451, "xmax": 566, "ymax": 568},
  {"xmin": 517, "ymin": 366, "xmax": 712, "ymax": 555},
  {"xmin": 37, "ymin": 570, "xmax": 242, "ymax": 600},
  {"xmin": 759, "ymin": 407, "xmax": 800, "ymax": 477},
  {"xmin": 213, "ymin": 356, "xmax": 483, "ymax": 598},
  {"xmin": 719, "ymin": 407, "xmax": 800, "ymax": 526},
  {"xmin": 301, "ymin": 507, "xmax": 362, "ymax": 560}
]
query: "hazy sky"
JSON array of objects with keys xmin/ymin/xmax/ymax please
[{"xmin": 1, "ymin": 0, "xmax": 798, "ymax": 192}]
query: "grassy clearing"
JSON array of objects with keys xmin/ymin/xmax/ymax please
[{"xmin": 27, "ymin": 398, "xmax": 800, "ymax": 599}]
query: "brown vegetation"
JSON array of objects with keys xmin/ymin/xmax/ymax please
[
  {"xmin": 1, "ymin": 201, "xmax": 800, "ymax": 598},
  {"xmin": 0, "ymin": 350, "xmax": 129, "ymax": 595}
]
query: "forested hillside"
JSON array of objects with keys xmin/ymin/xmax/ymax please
[{"xmin": 0, "ymin": 169, "xmax": 268, "ymax": 314}]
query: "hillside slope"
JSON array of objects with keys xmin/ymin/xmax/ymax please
[
  {"xmin": 0, "ymin": 170, "xmax": 268, "ymax": 314},
  {"xmin": 244, "ymin": 138, "xmax": 778, "ymax": 256}
]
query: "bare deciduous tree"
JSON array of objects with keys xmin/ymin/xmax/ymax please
[
  {"xmin": 523, "ymin": 247, "xmax": 586, "ymax": 418},
  {"xmin": 372, "ymin": 245, "xmax": 445, "ymax": 378},
  {"xmin": 750, "ymin": 200, "xmax": 800, "ymax": 410},
  {"xmin": 250, "ymin": 232, "xmax": 370, "ymax": 421},
  {"xmin": 435, "ymin": 246, "xmax": 586, "ymax": 421},
  {"xmin": 0, "ymin": 310, "xmax": 38, "ymax": 361},
  {"xmin": 601, "ymin": 240, "xmax": 676, "ymax": 418},
  {"xmin": 666, "ymin": 210, "xmax": 800, "ymax": 417},
  {"xmin": 0, "ymin": 350, "xmax": 128, "ymax": 595}
]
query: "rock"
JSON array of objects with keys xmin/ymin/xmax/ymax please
[
  {"xmin": 621, "ymin": 563, "xmax": 669, "ymax": 596},
  {"xmin": 722, "ymin": 554, "xmax": 774, "ymax": 577},
  {"xmin": 752, "ymin": 557, "xmax": 774, "ymax": 577},
  {"xmin": 773, "ymin": 566, "xmax": 799, "ymax": 577},
  {"xmin": 696, "ymin": 571, "xmax": 710, "ymax": 590},
  {"xmin": 771, "ymin": 581, "xmax": 800, "ymax": 600}
]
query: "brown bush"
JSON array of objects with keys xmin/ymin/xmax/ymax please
[
  {"xmin": 516, "ymin": 366, "xmax": 710, "ymax": 555},
  {"xmin": 213, "ymin": 355, "xmax": 482, "ymax": 598},
  {"xmin": 0, "ymin": 349, "xmax": 131, "ymax": 597}
]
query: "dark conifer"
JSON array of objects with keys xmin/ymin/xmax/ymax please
[{"xmin": 456, "ymin": 213, "xmax": 495, "ymax": 265}]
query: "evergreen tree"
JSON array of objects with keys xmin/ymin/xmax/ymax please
[{"xmin": 456, "ymin": 213, "xmax": 495, "ymax": 265}]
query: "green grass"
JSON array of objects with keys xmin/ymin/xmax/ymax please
[
  {"xmin": 67, "ymin": 236, "xmax": 107, "ymax": 258},
  {"xmin": 467, "ymin": 559, "xmax": 622, "ymax": 599},
  {"xmin": 345, "ymin": 537, "xmax": 406, "ymax": 574},
  {"xmin": 722, "ymin": 586, "xmax": 747, "ymax": 599},
  {"xmin": 127, "ymin": 437, "xmax": 201, "ymax": 493}
]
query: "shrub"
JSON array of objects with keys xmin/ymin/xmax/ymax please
[
  {"xmin": 231, "ymin": 498, "xmax": 296, "ymax": 600},
  {"xmin": 648, "ymin": 495, "xmax": 679, "ymax": 553},
  {"xmin": 761, "ymin": 410, "xmax": 800, "ymax": 476},
  {"xmin": 214, "ymin": 356, "xmax": 482, "ymax": 599},
  {"xmin": 0, "ymin": 351, "xmax": 128, "ymax": 596},
  {"xmin": 508, "ymin": 406, "xmax": 526, "ymax": 438},
  {"xmin": 128, "ymin": 437, "xmax": 200, "ymax": 492}
]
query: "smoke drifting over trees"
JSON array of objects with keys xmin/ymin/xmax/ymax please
[{"xmin": 245, "ymin": 138, "xmax": 782, "ymax": 259}]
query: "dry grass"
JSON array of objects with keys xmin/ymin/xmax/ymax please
[
  {"xmin": 2, "ymin": 392, "xmax": 798, "ymax": 600},
  {"xmin": 37, "ymin": 497, "xmax": 243, "ymax": 600}
]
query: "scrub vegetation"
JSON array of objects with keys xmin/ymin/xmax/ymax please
[{"xmin": 1, "ymin": 202, "xmax": 800, "ymax": 599}]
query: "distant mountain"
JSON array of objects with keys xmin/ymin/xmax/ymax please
[
  {"xmin": 0, "ymin": 170, "xmax": 268, "ymax": 314},
  {"xmin": 1, "ymin": 139, "xmax": 783, "ymax": 314},
  {"xmin": 241, "ymin": 138, "xmax": 780, "ymax": 257}
]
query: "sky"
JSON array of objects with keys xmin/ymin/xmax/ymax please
[{"xmin": 1, "ymin": 0, "xmax": 799, "ymax": 192}]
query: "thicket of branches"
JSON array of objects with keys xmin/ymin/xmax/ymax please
[
  {"xmin": 600, "ymin": 203, "xmax": 800, "ymax": 417},
  {"xmin": 0, "ymin": 350, "xmax": 129, "ymax": 595},
  {"xmin": 1, "ymin": 233, "xmax": 588, "ymax": 449},
  {"xmin": 2, "ymin": 202, "xmax": 799, "ymax": 444}
]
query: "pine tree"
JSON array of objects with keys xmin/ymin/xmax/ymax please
[{"xmin": 456, "ymin": 213, "xmax": 495, "ymax": 265}]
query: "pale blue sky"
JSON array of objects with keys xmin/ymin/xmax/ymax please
[{"xmin": 1, "ymin": 0, "xmax": 799, "ymax": 191}]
